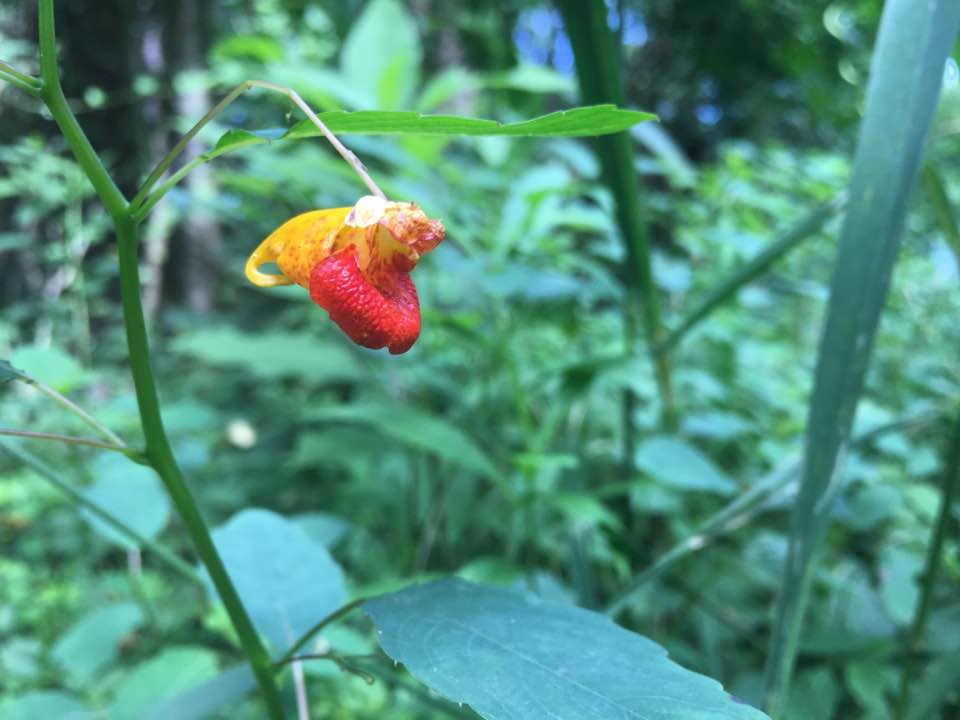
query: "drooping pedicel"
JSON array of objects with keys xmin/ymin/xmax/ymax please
[{"xmin": 246, "ymin": 196, "xmax": 445, "ymax": 354}]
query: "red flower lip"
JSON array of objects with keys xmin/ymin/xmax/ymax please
[{"xmin": 245, "ymin": 196, "xmax": 445, "ymax": 354}]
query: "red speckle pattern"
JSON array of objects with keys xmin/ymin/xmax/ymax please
[{"xmin": 309, "ymin": 245, "xmax": 421, "ymax": 355}]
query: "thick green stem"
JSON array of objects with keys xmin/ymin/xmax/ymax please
[
  {"xmin": 893, "ymin": 408, "xmax": 960, "ymax": 720},
  {"xmin": 114, "ymin": 216, "xmax": 284, "ymax": 718},
  {"xmin": 37, "ymin": 2, "xmax": 284, "ymax": 715},
  {"xmin": 555, "ymin": 0, "xmax": 675, "ymax": 432},
  {"xmin": 38, "ymin": 2, "xmax": 126, "ymax": 223}
]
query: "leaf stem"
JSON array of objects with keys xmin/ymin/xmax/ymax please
[
  {"xmin": 274, "ymin": 597, "xmax": 367, "ymax": 669},
  {"xmin": 131, "ymin": 79, "xmax": 384, "ymax": 217},
  {"xmin": 18, "ymin": 373, "xmax": 126, "ymax": 446},
  {"xmin": 0, "ymin": 427, "xmax": 133, "ymax": 455},
  {"xmin": 893, "ymin": 408, "xmax": 960, "ymax": 720},
  {"xmin": 0, "ymin": 440, "xmax": 201, "ymax": 584},
  {"xmin": 0, "ymin": 60, "xmax": 41, "ymax": 96}
]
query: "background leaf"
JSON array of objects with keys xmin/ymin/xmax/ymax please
[
  {"xmin": 81, "ymin": 455, "xmax": 170, "ymax": 550},
  {"xmin": 365, "ymin": 578, "xmax": 769, "ymax": 720},
  {"xmin": 110, "ymin": 647, "xmax": 219, "ymax": 720},
  {"xmin": 635, "ymin": 436, "xmax": 737, "ymax": 495},
  {"xmin": 210, "ymin": 508, "xmax": 348, "ymax": 653},
  {"xmin": 308, "ymin": 401, "xmax": 500, "ymax": 481},
  {"xmin": 144, "ymin": 665, "xmax": 255, "ymax": 720},
  {"xmin": 0, "ymin": 691, "xmax": 89, "ymax": 720},
  {"xmin": 51, "ymin": 602, "xmax": 143, "ymax": 687},
  {"xmin": 341, "ymin": 0, "xmax": 421, "ymax": 109},
  {"xmin": 171, "ymin": 327, "xmax": 362, "ymax": 384}
]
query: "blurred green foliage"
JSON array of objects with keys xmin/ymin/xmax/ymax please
[{"xmin": 1, "ymin": 0, "xmax": 959, "ymax": 718}]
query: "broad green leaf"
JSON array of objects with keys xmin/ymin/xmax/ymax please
[
  {"xmin": 1, "ymin": 691, "xmax": 88, "ymax": 720},
  {"xmin": 341, "ymin": 0, "xmax": 421, "ymax": 109},
  {"xmin": 52, "ymin": 602, "xmax": 143, "ymax": 687},
  {"xmin": 144, "ymin": 665, "xmax": 255, "ymax": 720},
  {"xmin": 764, "ymin": 1, "xmax": 960, "ymax": 711},
  {"xmin": 635, "ymin": 436, "xmax": 737, "ymax": 495},
  {"xmin": 210, "ymin": 508, "xmax": 347, "ymax": 653},
  {"xmin": 82, "ymin": 455, "xmax": 169, "ymax": 550},
  {"xmin": 111, "ymin": 647, "xmax": 219, "ymax": 720},
  {"xmin": 307, "ymin": 401, "xmax": 500, "ymax": 481},
  {"xmin": 365, "ymin": 578, "xmax": 769, "ymax": 720},
  {"xmin": 171, "ymin": 327, "xmax": 362, "ymax": 384},
  {"xmin": 8, "ymin": 345, "xmax": 86, "ymax": 391}
]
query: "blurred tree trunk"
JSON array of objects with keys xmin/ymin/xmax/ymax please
[
  {"xmin": 140, "ymin": 0, "xmax": 174, "ymax": 319},
  {"xmin": 166, "ymin": 0, "xmax": 221, "ymax": 314}
]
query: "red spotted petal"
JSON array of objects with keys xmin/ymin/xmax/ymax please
[{"xmin": 309, "ymin": 245, "xmax": 421, "ymax": 355}]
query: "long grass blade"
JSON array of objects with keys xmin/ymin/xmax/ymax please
[
  {"xmin": 661, "ymin": 192, "xmax": 847, "ymax": 355},
  {"xmin": 556, "ymin": 0, "xmax": 675, "ymax": 440},
  {"xmin": 762, "ymin": 2, "xmax": 960, "ymax": 714}
]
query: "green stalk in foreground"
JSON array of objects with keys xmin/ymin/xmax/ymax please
[
  {"xmin": 555, "ymin": 0, "xmax": 675, "ymax": 435},
  {"xmin": 36, "ymin": 2, "xmax": 283, "ymax": 716},
  {"xmin": 762, "ymin": 1, "xmax": 960, "ymax": 713}
]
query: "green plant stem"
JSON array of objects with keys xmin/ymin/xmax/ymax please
[
  {"xmin": 0, "ymin": 440, "xmax": 201, "ymax": 584},
  {"xmin": 0, "ymin": 60, "xmax": 41, "ymax": 95},
  {"xmin": 37, "ymin": 3, "xmax": 283, "ymax": 716},
  {"xmin": 131, "ymin": 79, "xmax": 383, "ymax": 217},
  {"xmin": 660, "ymin": 192, "xmax": 847, "ymax": 355},
  {"xmin": 274, "ymin": 597, "xmax": 366, "ymax": 668},
  {"xmin": 26, "ymin": 376, "xmax": 126, "ymax": 445},
  {"xmin": 555, "ymin": 0, "xmax": 675, "ymax": 432},
  {"xmin": 37, "ymin": 2, "xmax": 126, "ymax": 223},
  {"xmin": 0, "ymin": 427, "xmax": 134, "ymax": 455},
  {"xmin": 893, "ymin": 408, "xmax": 960, "ymax": 720},
  {"xmin": 114, "ymin": 216, "xmax": 283, "ymax": 718}
]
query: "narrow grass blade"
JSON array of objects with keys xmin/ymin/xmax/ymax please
[
  {"xmin": 921, "ymin": 163, "xmax": 960, "ymax": 261},
  {"xmin": 661, "ymin": 192, "xmax": 847, "ymax": 355},
  {"xmin": 555, "ymin": 0, "xmax": 674, "ymax": 435},
  {"xmin": 604, "ymin": 412, "xmax": 935, "ymax": 617},
  {"xmin": 762, "ymin": 2, "xmax": 960, "ymax": 714},
  {"xmin": 893, "ymin": 407, "xmax": 960, "ymax": 719}
]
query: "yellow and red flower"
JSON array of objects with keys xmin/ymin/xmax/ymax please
[{"xmin": 246, "ymin": 196, "xmax": 444, "ymax": 354}]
